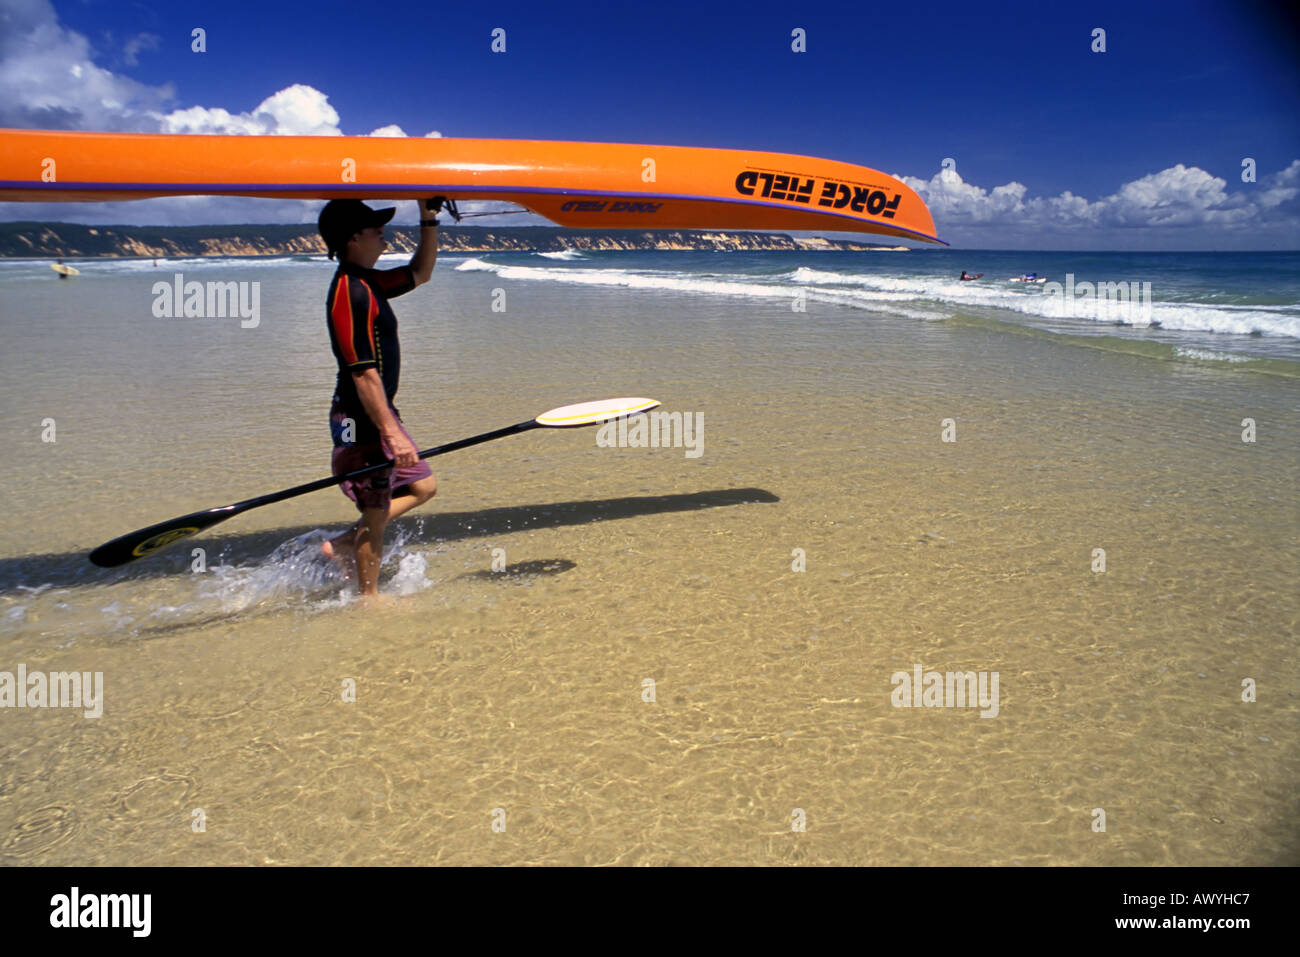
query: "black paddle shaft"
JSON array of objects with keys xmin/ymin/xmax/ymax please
[
  {"xmin": 251, "ymin": 418, "xmax": 539, "ymax": 510},
  {"xmin": 88, "ymin": 418, "xmax": 540, "ymax": 568}
]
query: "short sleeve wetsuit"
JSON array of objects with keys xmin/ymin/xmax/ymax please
[{"xmin": 325, "ymin": 261, "xmax": 432, "ymax": 510}]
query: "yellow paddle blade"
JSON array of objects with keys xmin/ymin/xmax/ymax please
[{"xmin": 535, "ymin": 397, "xmax": 660, "ymax": 427}]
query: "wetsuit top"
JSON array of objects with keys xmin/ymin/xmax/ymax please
[{"xmin": 326, "ymin": 260, "xmax": 416, "ymax": 442}]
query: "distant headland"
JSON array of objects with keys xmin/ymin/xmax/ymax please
[{"xmin": 0, "ymin": 222, "xmax": 909, "ymax": 258}]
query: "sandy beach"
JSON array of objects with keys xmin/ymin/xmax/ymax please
[{"xmin": 0, "ymin": 253, "xmax": 1296, "ymax": 865}]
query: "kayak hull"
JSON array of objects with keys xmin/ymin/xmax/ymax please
[{"xmin": 0, "ymin": 129, "xmax": 945, "ymax": 245}]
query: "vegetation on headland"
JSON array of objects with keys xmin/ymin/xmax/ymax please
[{"xmin": 0, "ymin": 221, "xmax": 908, "ymax": 258}]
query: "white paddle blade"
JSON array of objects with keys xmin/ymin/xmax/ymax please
[{"xmin": 535, "ymin": 397, "xmax": 660, "ymax": 427}]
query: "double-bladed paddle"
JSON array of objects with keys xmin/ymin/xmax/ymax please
[{"xmin": 88, "ymin": 397, "xmax": 659, "ymax": 567}]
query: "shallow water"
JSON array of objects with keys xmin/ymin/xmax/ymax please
[{"xmin": 0, "ymin": 254, "xmax": 1296, "ymax": 864}]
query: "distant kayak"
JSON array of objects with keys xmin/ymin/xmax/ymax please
[{"xmin": 51, "ymin": 264, "xmax": 80, "ymax": 276}]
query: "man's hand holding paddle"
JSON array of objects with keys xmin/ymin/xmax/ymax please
[{"xmin": 384, "ymin": 427, "xmax": 419, "ymax": 469}]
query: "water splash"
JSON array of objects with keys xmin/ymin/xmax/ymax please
[
  {"xmin": 197, "ymin": 529, "xmax": 346, "ymax": 612},
  {"xmin": 390, "ymin": 553, "xmax": 432, "ymax": 596}
]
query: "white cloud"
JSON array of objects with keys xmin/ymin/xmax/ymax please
[
  {"xmin": 0, "ymin": 0, "xmax": 348, "ymax": 137},
  {"xmin": 901, "ymin": 168, "xmax": 1031, "ymax": 223},
  {"xmin": 1257, "ymin": 159, "xmax": 1300, "ymax": 210},
  {"xmin": 0, "ymin": 0, "xmax": 173, "ymax": 129},
  {"xmin": 904, "ymin": 160, "xmax": 1300, "ymax": 241},
  {"xmin": 367, "ymin": 126, "xmax": 444, "ymax": 138},
  {"xmin": 122, "ymin": 32, "xmax": 160, "ymax": 67},
  {"xmin": 160, "ymin": 84, "xmax": 343, "ymax": 136},
  {"xmin": 0, "ymin": 0, "xmax": 464, "ymax": 223},
  {"xmin": 1108, "ymin": 165, "xmax": 1250, "ymax": 227}
]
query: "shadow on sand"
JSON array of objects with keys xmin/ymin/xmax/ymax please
[
  {"xmin": 1, "ymin": 488, "xmax": 780, "ymax": 592},
  {"xmin": 452, "ymin": 558, "xmax": 578, "ymax": 582}
]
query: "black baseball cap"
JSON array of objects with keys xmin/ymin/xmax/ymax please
[{"xmin": 318, "ymin": 199, "xmax": 396, "ymax": 260}]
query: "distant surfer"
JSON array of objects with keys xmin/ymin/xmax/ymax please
[
  {"xmin": 55, "ymin": 257, "xmax": 67, "ymax": 279},
  {"xmin": 959, "ymin": 270, "xmax": 982, "ymax": 281},
  {"xmin": 317, "ymin": 197, "xmax": 445, "ymax": 598}
]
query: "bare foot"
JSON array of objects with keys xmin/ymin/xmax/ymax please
[{"xmin": 322, "ymin": 535, "xmax": 356, "ymax": 579}]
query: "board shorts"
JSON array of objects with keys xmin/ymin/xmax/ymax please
[{"xmin": 330, "ymin": 402, "xmax": 432, "ymax": 512}]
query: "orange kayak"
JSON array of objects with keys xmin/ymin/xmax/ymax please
[{"xmin": 0, "ymin": 129, "xmax": 944, "ymax": 244}]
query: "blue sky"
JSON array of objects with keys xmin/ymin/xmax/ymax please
[{"xmin": 1, "ymin": 0, "xmax": 1297, "ymax": 248}]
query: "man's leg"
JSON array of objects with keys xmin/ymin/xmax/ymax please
[
  {"xmin": 324, "ymin": 476, "xmax": 435, "ymax": 590},
  {"xmin": 353, "ymin": 506, "xmax": 389, "ymax": 596},
  {"xmin": 384, "ymin": 474, "xmax": 437, "ymax": 522}
]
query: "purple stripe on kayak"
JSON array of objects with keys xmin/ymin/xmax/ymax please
[{"xmin": 0, "ymin": 180, "xmax": 947, "ymax": 245}]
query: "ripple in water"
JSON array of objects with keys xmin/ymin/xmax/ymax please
[{"xmin": 1, "ymin": 805, "xmax": 79, "ymax": 860}]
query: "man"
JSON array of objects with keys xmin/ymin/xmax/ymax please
[{"xmin": 317, "ymin": 197, "xmax": 444, "ymax": 597}]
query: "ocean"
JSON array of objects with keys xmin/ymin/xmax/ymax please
[{"xmin": 0, "ymin": 246, "xmax": 1296, "ymax": 864}]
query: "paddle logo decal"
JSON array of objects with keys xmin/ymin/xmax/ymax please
[
  {"xmin": 734, "ymin": 170, "xmax": 902, "ymax": 219},
  {"xmin": 131, "ymin": 527, "xmax": 201, "ymax": 557}
]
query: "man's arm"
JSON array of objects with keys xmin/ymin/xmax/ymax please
[
  {"xmin": 410, "ymin": 197, "xmax": 442, "ymax": 287},
  {"xmin": 352, "ymin": 367, "xmax": 418, "ymax": 468}
]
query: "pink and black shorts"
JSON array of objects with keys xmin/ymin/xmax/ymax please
[{"xmin": 330, "ymin": 404, "xmax": 432, "ymax": 512}]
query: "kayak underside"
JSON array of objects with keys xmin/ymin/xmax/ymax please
[{"xmin": 0, "ymin": 129, "xmax": 946, "ymax": 245}]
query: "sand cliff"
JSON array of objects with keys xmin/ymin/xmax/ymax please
[{"xmin": 0, "ymin": 222, "xmax": 908, "ymax": 258}]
